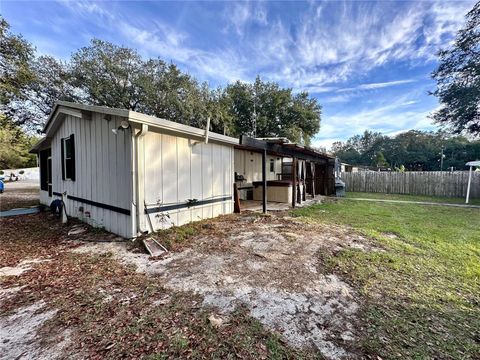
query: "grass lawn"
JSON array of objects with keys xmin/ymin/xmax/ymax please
[
  {"xmin": 293, "ymin": 198, "xmax": 480, "ymax": 359},
  {"xmin": 346, "ymin": 191, "xmax": 480, "ymax": 206}
]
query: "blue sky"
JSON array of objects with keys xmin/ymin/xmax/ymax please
[{"xmin": 2, "ymin": 0, "xmax": 475, "ymax": 148}]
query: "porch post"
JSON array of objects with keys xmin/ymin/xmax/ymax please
[
  {"xmin": 292, "ymin": 157, "xmax": 296, "ymax": 208},
  {"xmin": 262, "ymin": 148, "xmax": 267, "ymax": 213}
]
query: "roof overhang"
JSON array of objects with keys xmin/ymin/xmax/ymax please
[
  {"xmin": 127, "ymin": 110, "xmax": 238, "ymax": 146},
  {"xmin": 29, "ymin": 137, "xmax": 51, "ymax": 154},
  {"xmin": 43, "ymin": 101, "xmax": 107, "ymax": 136},
  {"xmin": 41, "ymin": 101, "xmax": 239, "ymax": 146},
  {"xmin": 237, "ymin": 136, "xmax": 335, "ymax": 164}
]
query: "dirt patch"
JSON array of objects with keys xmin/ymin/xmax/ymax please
[
  {"xmin": 1, "ymin": 212, "xmax": 321, "ymax": 359},
  {"xmin": 0, "ymin": 300, "xmax": 70, "ymax": 360},
  {"xmin": 75, "ymin": 214, "xmax": 376, "ymax": 359}
]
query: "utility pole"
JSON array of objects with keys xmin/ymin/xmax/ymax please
[
  {"xmin": 253, "ymin": 100, "xmax": 257, "ymax": 138},
  {"xmin": 439, "ymin": 145, "xmax": 445, "ymax": 172},
  {"xmin": 252, "ymin": 85, "xmax": 257, "ymax": 138}
]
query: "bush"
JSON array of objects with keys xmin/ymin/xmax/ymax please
[
  {"xmin": 19, "ymin": 170, "xmax": 25, "ymax": 174},
  {"xmin": 0, "ymin": 170, "xmax": 4, "ymax": 175}
]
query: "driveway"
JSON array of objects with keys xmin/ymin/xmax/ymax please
[{"xmin": 0, "ymin": 180, "xmax": 39, "ymax": 211}]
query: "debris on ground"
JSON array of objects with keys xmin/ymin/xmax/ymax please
[
  {"xmin": 208, "ymin": 313, "xmax": 225, "ymax": 328},
  {"xmin": 75, "ymin": 214, "xmax": 375, "ymax": 359},
  {"xmin": 67, "ymin": 225, "xmax": 87, "ymax": 236},
  {"xmin": 1, "ymin": 209, "xmax": 374, "ymax": 359},
  {"xmin": 0, "ymin": 181, "xmax": 40, "ymax": 211},
  {"xmin": 143, "ymin": 237, "xmax": 168, "ymax": 256}
]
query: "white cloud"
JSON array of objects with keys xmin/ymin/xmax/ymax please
[
  {"xmin": 247, "ymin": 0, "xmax": 473, "ymax": 91},
  {"xmin": 51, "ymin": 0, "xmax": 472, "ymax": 147},
  {"xmin": 223, "ymin": 1, "xmax": 268, "ymax": 36},
  {"xmin": 337, "ymin": 79, "xmax": 417, "ymax": 93},
  {"xmin": 56, "ymin": 1, "xmax": 248, "ymax": 82},
  {"xmin": 119, "ymin": 21, "xmax": 249, "ymax": 82},
  {"xmin": 313, "ymin": 94, "xmax": 438, "ymax": 149},
  {"xmin": 54, "ymin": 0, "xmax": 474, "ymax": 90}
]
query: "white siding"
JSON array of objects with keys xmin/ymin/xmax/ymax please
[
  {"xmin": 50, "ymin": 113, "xmax": 133, "ymax": 238},
  {"xmin": 234, "ymin": 149, "xmax": 282, "ymax": 183},
  {"xmin": 39, "ymin": 190, "xmax": 50, "ymax": 206},
  {"xmin": 142, "ymin": 131, "xmax": 233, "ymax": 230}
]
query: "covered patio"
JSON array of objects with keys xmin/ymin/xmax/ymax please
[{"xmin": 233, "ymin": 136, "xmax": 336, "ymax": 213}]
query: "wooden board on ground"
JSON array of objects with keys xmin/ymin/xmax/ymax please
[{"xmin": 143, "ymin": 237, "xmax": 168, "ymax": 256}]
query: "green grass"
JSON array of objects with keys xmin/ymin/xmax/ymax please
[
  {"xmin": 346, "ymin": 191, "xmax": 480, "ymax": 205},
  {"xmin": 293, "ymin": 199, "xmax": 480, "ymax": 359}
]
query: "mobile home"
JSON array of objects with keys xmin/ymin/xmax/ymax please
[{"xmin": 31, "ymin": 101, "xmax": 237, "ymax": 238}]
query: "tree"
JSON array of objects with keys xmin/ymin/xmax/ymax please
[
  {"xmin": 374, "ymin": 151, "xmax": 388, "ymax": 167},
  {"xmin": 14, "ymin": 56, "xmax": 78, "ymax": 131},
  {"xmin": 71, "ymin": 40, "xmax": 219, "ymax": 130},
  {"xmin": 431, "ymin": 2, "xmax": 480, "ymax": 136},
  {"xmin": 333, "ymin": 129, "xmax": 480, "ymax": 171},
  {"xmin": 332, "ymin": 130, "xmax": 385, "ymax": 166},
  {"xmin": 1, "ymin": 18, "xmax": 78, "ymax": 131},
  {"xmin": 0, "ymin": 19, "xmax": 321, "ymax": 144},
  {"xmin": 223, "ymin": 76, "xmax": 321, "ymax": 144},
  {"xmin": 0, "ymin": 116, "xmax": 38, "ymax": 169},
  {"xmin": 0, "ymin": 16, "xmax": 36, "ymax": 127},
  {"xmin": 71, "ymin": 39, "xmax": 146, "ymax": 111}
]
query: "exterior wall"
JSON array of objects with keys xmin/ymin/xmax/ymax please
[
  {"xmin": 253, "ymin": 185, "xmax": 292, "ymax": 203},
  {"xmin": 49, "ymin": 113, "xmax": 133, "ymax": 238},
  {"xmin": 234, "ymin": 149, "xmax": 282, "ymax": 183},
  {"xmin": 39, "ymin": 190, "xmax": 50, "ymax": 206},
  {"xmin": 141, "ymin": 130, "xmax": 234, "ymax": 230}
]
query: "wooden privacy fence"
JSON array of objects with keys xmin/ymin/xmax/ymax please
[{"xmin": 342, "ymin": 171, "xmax": 480, "ymax": 199}]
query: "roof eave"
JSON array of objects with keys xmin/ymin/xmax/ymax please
[
  {"xmin": 29, "ymin": 137, "xmax": 51, "ymax": 154},
  {"xmin": 42, "ymin": 101, "xmax": 239, "ymax": 146},
  {"xmin": 128, "ymin": 111, "xmax": 239, "ymax": 146}
]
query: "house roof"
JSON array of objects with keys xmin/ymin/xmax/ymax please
[
  {"xmin": 236, "ymin": 136, "xmax": 335, "ymax": 163},
  {"xmin": 40, "ymin": 101, "xmax": 239, "ymax": 146},
  {"xmin": 29, "ymin": 137, "xmax": 50, "ymax": 154}
]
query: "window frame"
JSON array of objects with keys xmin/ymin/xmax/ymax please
[
  {"xmin": 47, "ymin": 154, "xmax": 52, "ymax": 196},
  {"xmin": 64, "ymin": 137, "xmax": 72, "ymax": 180},
  {"xmin": 269, "ymin": 159, "xmax": 275, "ymax": 173},
  {"xmin": 61, "ymin": 134, "xmax": 75, "ymax": 181}
]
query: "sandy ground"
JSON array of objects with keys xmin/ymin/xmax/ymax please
[
  {"xmin": 74, "ymin": 214, "xmax": 379, "ymax": 359},
  {"xmin": 0, "ymin": 300, "xmax": 71, "ymax": 360},
  {"xmin": 0, "ymin": 201, "xmax": 379, "ymax": 359},
  {"xmin": 0, "ymin": 272, "xmax": 70, "ymax": 360}
]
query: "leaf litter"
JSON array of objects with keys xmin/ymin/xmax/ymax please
[{"xmin": 75, "ymin": 213, "xmax": 378, "ymax": 359}]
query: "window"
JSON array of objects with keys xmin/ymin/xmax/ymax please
[
  {"xmin": 39, "ymin": 148, "xmax": 51, "ymax": 191},
  {"xmin": 61, "ymin": 134, "xmax": 76, "ymax": 181},
  {"xmin": 270, "ymin": 159, "xmax": 275, "ymax": 172},
  {"xmin": 64, "ymin": 137, "xmax": 72, "ymax": 179},
  {"xmin": 47, "ymin": 154, "xmax": 52, "ymax": 197}
]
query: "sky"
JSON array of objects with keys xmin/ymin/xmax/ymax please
[{"xmin": 1, "ymin": 0, "xmax": 476, "ymax": 149}]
